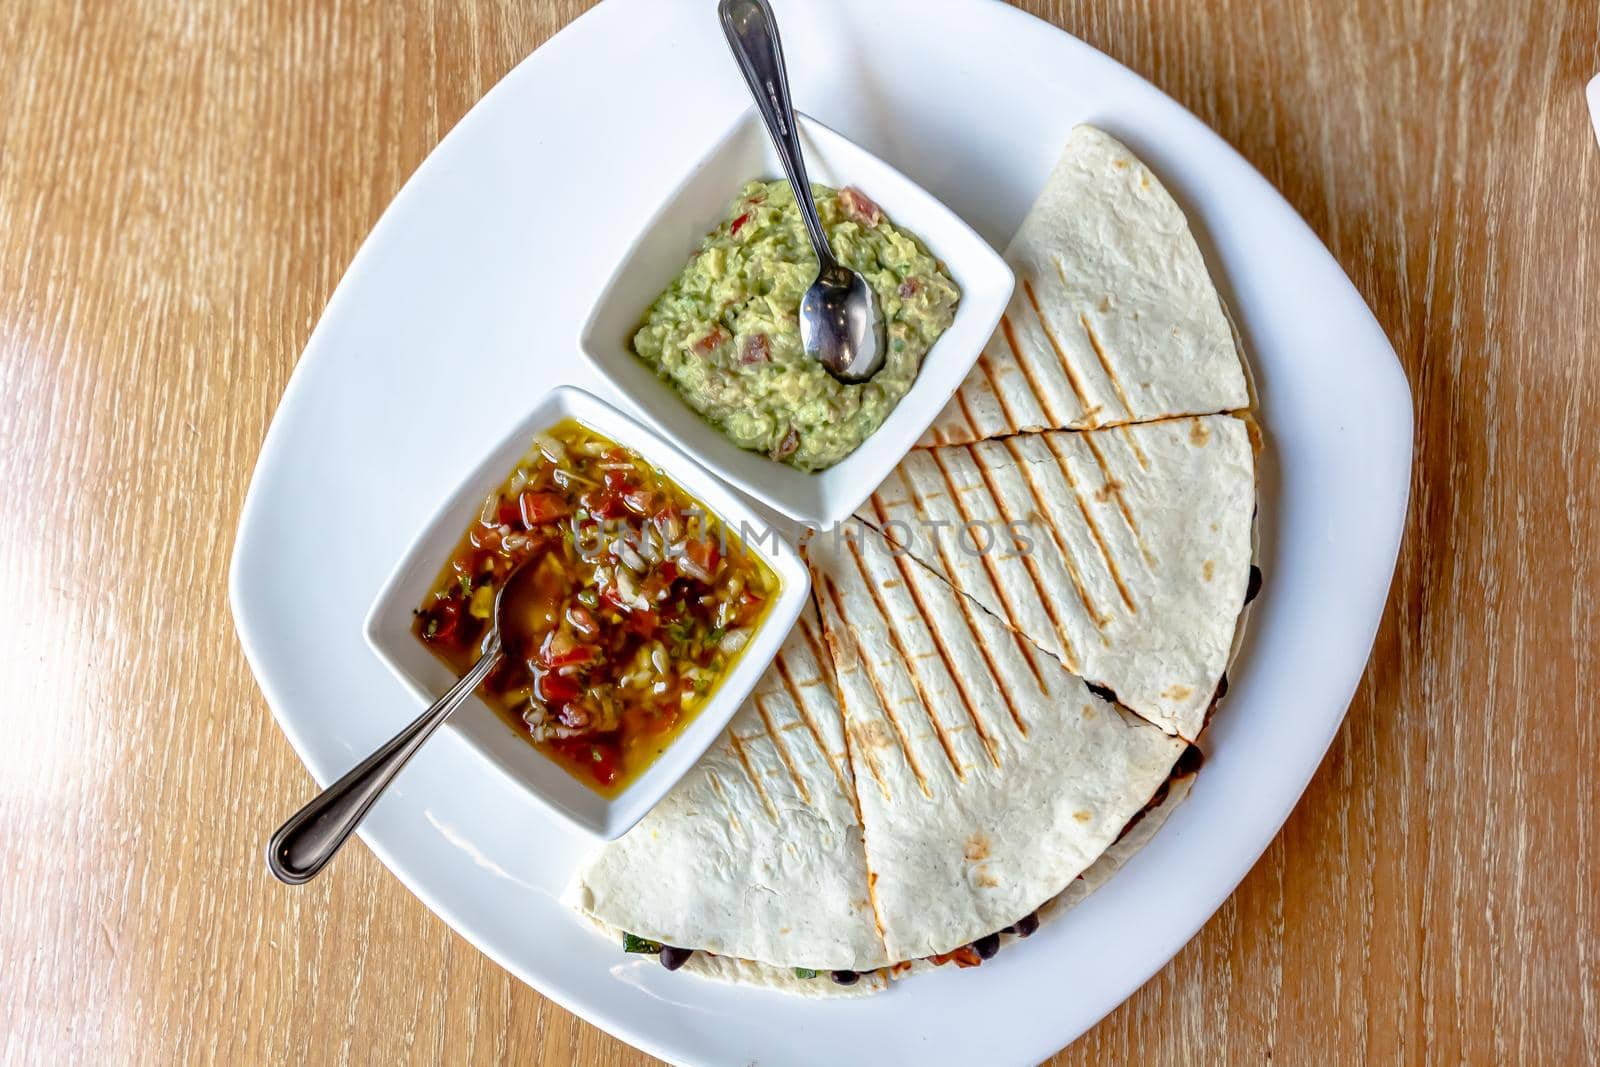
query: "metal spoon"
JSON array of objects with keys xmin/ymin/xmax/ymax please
[
  {"xmin": 265, "ymin": 561, "xmax": 544, "ymax": 884},
  {"xmin": 719, "ymin": 0, "xmax": 884, "ymax": 382}
]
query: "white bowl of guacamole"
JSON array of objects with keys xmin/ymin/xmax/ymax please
[
  {"xmin": 580, "ymin": 109, "xmax": 1014, "ymax": 527},
  {"xmin": 631, "ymin": 180, "xmax": 960, "ymax": 472}
]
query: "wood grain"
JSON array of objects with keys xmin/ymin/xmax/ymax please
[{"xmin": 1, "ymin": 0, "xmax": 1595, "ymax": 1063}]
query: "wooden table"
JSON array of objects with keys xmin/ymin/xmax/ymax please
[{"xmin": 3, "ymin": 0, "xmax": 1596, "ymax": 1062}]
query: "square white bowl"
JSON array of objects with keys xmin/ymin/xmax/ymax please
[
  {"xmin": 362, "ymin": 385, "xmax": 811, "ymax": 840},
  {"xmin": 578, "ymin": 108, "xmax": 1014, "ymax": 527}
]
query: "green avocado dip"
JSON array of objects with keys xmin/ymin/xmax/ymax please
[{"xmin": 631, "ymin": 180, "xmax": 960, "ymax": 472}]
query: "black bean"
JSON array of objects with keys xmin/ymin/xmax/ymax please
[
  {"xmin": 1213, "ymin": 672, "xmax": 1229, "ymax": 702},
  {"xmin": 1012, "ymin": 912, "xmax": 1039, "ymax": 938},
  {"xmin": 973, "ymin": 933, "xmax": 1000, "ymax": 959},
  {"xmin": 1176, "ymin": 744, "xmax": 1205, "ymax": 776},
  {"xmin": 830, "ymin": 969, "xmax": 859, "ymax": 985},
  {"xmin": 659, "ymin": 946, "xmax": 693, "ymax": 971},
  {"xmin": 1085, "ymin": 681, "xmax": 1118, "ymax": 704},
  {"xmin": 1245, "ymin": 565, "xmax": 1262, "ymax": 604}
]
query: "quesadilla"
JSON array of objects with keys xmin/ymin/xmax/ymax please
[
  {"xmin": 920, "ymin": 125, "xmax": 1249, "ymax": 447},
  {"xmin": 892, "ymin": 758, "xmax": 1199, "ymax": 976},
  {"xmin": 568, "ymin": 606, "xmax": 889, "ymax": 974},
  {"xmin": 1040, "ymin": 761, "xmax": 1195, "ymax": 925},
  {"xmin": 577, "ymin": 746, "xmax": 1197, "ymax": 994},
  {"xmin": 808, "ymin": 522, "xmax": 1187, "ymax": 961},
  {"xmin": 576, "ymin": 911, "xmax": 890, "ymax": 997},
  {"xmin": 859, "ymin": 414, "xmax": 1255, "ymax": 740}
]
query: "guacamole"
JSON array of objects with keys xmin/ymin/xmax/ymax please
[{"xmin": 631, "ymin": 181, "xmax": 960, "ymax": 472}]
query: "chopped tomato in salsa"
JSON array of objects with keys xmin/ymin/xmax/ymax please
[{"xmin": 414, "ymin": 419, "xmax": 776, "ymax": 794}]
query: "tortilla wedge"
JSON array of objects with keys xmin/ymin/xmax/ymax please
[
  {"xmin": 920, "ymin": 125, "xmax": 1249, "ymax": 447},
  {"xmin": 859, "ymin": 415, "xmax": 1255, "ymax": 740},
  {"xmin": 808, "ymin": 522, "xmax": 1187, "ymax": 962},
  {"xmin": 891, "ymin": 765, "xmax": 1197, "ymax": 978},
  {"xmin": 576, "ymin": 914, "xmax": 890, "ymax": 997},
  {"xmin": 1039, "ymin": 766, "xmax": 1195, "ymax": 925},
  {"xmin": 568, "ymin": 606, "xmax": 888, "ymax": 973}
]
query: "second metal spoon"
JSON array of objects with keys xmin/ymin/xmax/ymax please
[
  {"xmin": 718, "ymin": 0, "xmax": 885, "ymax": 382},
  {"xmin": 265, "ymin": 562, "xmax": 543, "ymax": 884}
]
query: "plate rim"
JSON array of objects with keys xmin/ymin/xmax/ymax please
[{"xmin": 229, "ymin": 1, "xmax": 1414, "ymax": 1063}]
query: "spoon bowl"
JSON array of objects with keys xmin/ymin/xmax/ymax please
[
  {"xmin": 265, "ymin": 560, "xmax": 544, "ymax": 884},
  {"xmin": 719, "ymin": 0, "xmax": 886, "ymax": 382},
  {"xmin": 800, "ymin": 263, "xmax": 883, "ymax": 383}
]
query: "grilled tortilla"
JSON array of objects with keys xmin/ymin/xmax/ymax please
[
  {"xmin": 568, "ymin": 606, "xmax": 888, "ymax": 973},
  {"xmin": 809, "ymin": 522, "xmax": 1186, "ymax": 961},
  {"xmin": 1040, "ymin": 767, "xmax": 1195, "ymax": 924},
  {"xmin": 892, "ymin": 767, "xmax": 1197, "ymax": 978},
  {"xmin": 580, "ymin": 770, "xmax": 1194, "ymax": 995},
  {"xmin": 920, "ymin": 125, "xmax": 1249, "ymax": 447},
  {"xmin": 859, "ymin": 415, "xmax": 1255, "ymax": 739}
]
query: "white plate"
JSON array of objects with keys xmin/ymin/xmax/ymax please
[
  {"xmin": 579, "ymin": 108, "xmax": 1013, "ymax": 526},
  {"xmin": 229, "ymin": 1, "xmax": 1412, "ymax": 1063},
  {"xmin": 363, "ymin": 385, "xmax": 810, "ymax": 840}
]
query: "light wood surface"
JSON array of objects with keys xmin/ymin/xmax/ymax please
[{"xmin": 2, "ymin": 0, "xmax": 1596, "ymax": 1062}]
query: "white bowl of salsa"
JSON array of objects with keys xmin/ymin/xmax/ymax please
[
  {"xmin": 364, "ymin": 385, "xmax": 811, "ymax": 840},
  {"xmin": 579, "ymin": 108, "xmax": 1014, "ymax": 528}
]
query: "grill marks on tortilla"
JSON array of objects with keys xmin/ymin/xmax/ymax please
[
  {"xmin": 1060, "ymin": 249, "xmax": 1136, "ymax": 422},
  {"xmin": 816, "ymin": 532, "xmax": 1035, "ymax": 799},
  {"xmin": 1021, "ymin": 278, "xmax": 1096, "ymax": 423},
  {"xmin": 751, "ymin": 694, "xmax": 811, "ymax": 807},
  {"xmin": 932, "ymin": 448, "xmax": 1076, "ymax": 674},
  {"xmin": 820, "ymin": 572, "xmax": 934, "ymax": 799},
  {"xmin": 1082, "ymin": 430, "xmax": 1154, "ymax": 564},
  {"xmin": 916, "ymin": 125, "xmax": 1250, "ymax": 450},
  {"xmin": 1037, "ymin": 433, "xmax": 1138, "ymax": 613},
  {"xmin": 809, "ymin": 522, "xmax": 1189, "ymax": 961},
  {"xmin": 996, "ymin": 313, "xmax": 1055, "ymax": 429},
  {"xmin": 880, "ymin": 544, "xmax": 1002, "ymax": 770},
  {"xmin": 724, "ymin": 731, "xmax": 781, "ymax": 824},
  {"xmin": 778, "ymin": 617, "xmax": 857, "ymax": 816},
  {"xmin": 703, "ymin": 770, "xmax": 745, "ymax": 837},
  {"xmin": 571, "ymin": 609, "xmax": 892, "ymax": 974},
  {"xmin": 844, "ymin": 539, "xmax": 966, "ymax": 785},
  {"xmin": 987, "ymin": 438, "xmax": 1108, "ymax": 631},
  {"xmin": 856, "ymin": 417, "xmax": 1256, "ymax": 740},
  {"xmin": 871, "ymin": 458, "xmax": 1050, "ymax": 689}
]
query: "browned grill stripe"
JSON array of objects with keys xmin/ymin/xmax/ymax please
[
  {"xmin": 704, "ymin": 769, "xmax": 745, "ymax": 837},
  {"xmin": 940, "ymin": 555, "xmax": 1031, "ymax": 737},
  {"xmin": 724, "ymin": 732, "xmax": 780, "ymax": 824},
  {"xmin": 1079, "ymin": 429, "xmax": 1153, "ymax": 565},
  {"xmin": 953, "ymin": 384, "xmax": 979, "ymax": 445},
  {"xmin": 772, "ymin": 642, "xmax": 852, "ymax": 810},
  {"xmin": 865, "ymin": 870, "xmax": 888, "ymax": 941},
  {"xmin": 928, "ymin": 448, "xmax": 1055, "ymax": 685},
  {"xmin": 1020, "ymin": 279, "xmax": 1095, "ymax": 424},
  {"xmin": 884, "ymin": 550, "xmax": 1001, "ymax": 769},
  {"xmin": 1055, "ymin": 255, "xmax": 1134, "ymax": 418},
  {"xmin": 1040, "ymin": 435, "xmax": 1137, "ymax": 614},
  {"xmin": 845, "ymin": 722, "xmax": 890, "ymax": 802},
  {"xmin": 866, "ymin": 491, "xmax": 893, "ymax": 533},
  {"xmin": 752, "ymin": 692, "xmax": 812, "ymax": 806},
  {"xmin": 994, "ymin": 437, "xmax": 1108, "ymax": 631},
  {"xmin": 971, "ymin": 442, "xmax": 1096, "ymax": 659},
  {"xmin": 1119, "ymin": 424, "xmax": 1150, "ymax": 470},
  {"xmin": 996, "ymin": 315, "xmax": 1047, "ymax": 430},
  {"xmin": 820, "ymin": 573, "xmax": 934, "ymax": 799},
  {"xmin": 844, "ymin": 538, "xmax": 966, "ymax": 782},
  {"xmin": 1078, "ymin": 313, "xmax": 1135, "ymax": 420},
  {"xmin": 788, "ymin": 615, "xmax": 860, "ymax": 820}
]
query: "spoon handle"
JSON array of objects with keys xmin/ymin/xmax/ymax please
[
  {"xmin": 718, "ymin": 0, "xmax": 834, "ymax": 267},
  {"xmin": 265, "ymin": 636, "xmax": 503, "ymax": 885}
]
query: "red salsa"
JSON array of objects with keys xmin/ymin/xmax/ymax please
[{"xmin": 414, "ymin": 420, "xmax": 776, "ymax": 794}]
